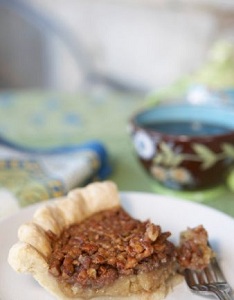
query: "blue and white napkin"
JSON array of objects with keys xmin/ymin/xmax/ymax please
[{"xmin": 0, "ymin": 140, "xmax": 111, "ymax": 219}]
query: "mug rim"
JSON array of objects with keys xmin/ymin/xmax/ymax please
[{"xmin": 130, "ymin": 104, "xmax": 234, "ymax": 142}]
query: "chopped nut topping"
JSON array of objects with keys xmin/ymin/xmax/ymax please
[
  {"xmin": 48, "ymin": 207, "xmax": 176, "ymax": 289},
  {"xmin": 177, "ymin": 225, "xmax": 214, "ymax": 270},
  {"xmin": 145, "ymin": 223, "xmax": 160, "ymax": 241}
]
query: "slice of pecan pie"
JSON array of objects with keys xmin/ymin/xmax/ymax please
[{"xmin": 8, "ymin": 181, "xmax": 182, "ymax": 299}]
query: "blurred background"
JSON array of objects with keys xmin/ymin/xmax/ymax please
[
  {"xmin": 0, "ymin": 0, "xmax": 234, "ymax": 94},
  {"xmin": 1, "ymin": 0, "xmax": 234, "ymax": 214}
]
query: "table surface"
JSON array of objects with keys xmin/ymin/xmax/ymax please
[{"xmin": 0, "ymin": 89, "xmax": 234, "ymax": 219}]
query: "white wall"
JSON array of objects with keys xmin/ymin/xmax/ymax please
[{"xmin": 1, "ymin": 0, "xmax": 234, "ymax": 92}]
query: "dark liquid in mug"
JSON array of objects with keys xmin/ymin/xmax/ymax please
[{"xmin": 143, "ymin": 121, "xmax": 233, "ymax": 136}]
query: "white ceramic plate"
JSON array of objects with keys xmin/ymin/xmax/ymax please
[{"xmin": 0, "ymin": 192, "xmax": 234, "ymax": 300}]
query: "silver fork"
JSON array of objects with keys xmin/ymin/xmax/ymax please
[{"xmin": 184, "ymin": 246, "xmax": 234, "ymax": 300}]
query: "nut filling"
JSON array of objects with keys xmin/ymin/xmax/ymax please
[
  {"xmin": 177, "ymin": 225, "xmax": 214, "ymax": 270},
  {"xmin": 48, "ymin": 207, "xmax": 177, "ymax": 290}
]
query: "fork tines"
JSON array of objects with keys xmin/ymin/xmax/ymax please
[{"xmin": 184, "ymin": 246, "xmax": 233, "ymax": 299}]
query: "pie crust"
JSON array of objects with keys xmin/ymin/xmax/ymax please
[{"xmin": 8, "ymin": 181, "xmax": 182, "ymax": 299}]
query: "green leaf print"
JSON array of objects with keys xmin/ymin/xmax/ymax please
[
  {"xmin": 153, "ymin": 143, "xmax": 184, "ymax": 167},
  {"xmin": 158, "ymin": 142, "xmax": 174, "ymax": 166},
  {"xmin": 222, "ymin": 143, "xmax": 234, "ymax": 159},
  {"xmin": 192, "ymin": 143, "xmax": 217, "ymax": 169},
  {"xmin": 171, "ymin": 155, "xmax": 184, "ymax": 167}
]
